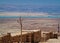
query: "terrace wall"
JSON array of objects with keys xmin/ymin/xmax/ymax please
[
  {"xmin": 0, "ymin": 30, "xmax": 41, "ymax": 43},
  {"xmin": 0, "ymin": 30, "xmax": 58, "ymax": 43}
]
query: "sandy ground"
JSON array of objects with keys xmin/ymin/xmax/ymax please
[
  {"xmin": 0, "ymin": 18, "xmax": 60, "ymax": 36},
  {"xmin": 39, "ymin": 37, "xmax": 60, "ymax": 43}
]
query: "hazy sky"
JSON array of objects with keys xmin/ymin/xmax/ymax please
[{"xmin": 0, "ymin": 0, "xmax": 60, "ymax": 6}]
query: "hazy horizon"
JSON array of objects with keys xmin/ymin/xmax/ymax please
[{"xmin": 0, "ymin": 0, "xmax": 60, "ymax": 18}]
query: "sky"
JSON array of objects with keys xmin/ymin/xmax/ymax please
[
  {"xmin": 0, "ymin": 0, "xmax": 60, "ymax": 6},
  {"xmin": 0, "ymin": 0, "xmax": 60, "ymax": 18}
]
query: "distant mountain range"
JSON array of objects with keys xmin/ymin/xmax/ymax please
[{"xmin": 0, "ymin": 4, "xmax": 60, "ymax": 15}]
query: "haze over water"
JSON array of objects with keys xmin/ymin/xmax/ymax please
[{"xmin": 0, "ymin": 0, "xmax": 60, "ymax": 18}]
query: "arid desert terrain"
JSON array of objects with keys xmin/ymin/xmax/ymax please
[
  {"xmin": 0, "ymin": 18, "xmax": 60, "ymax": 43},
  {"xmin": 0, "ymin": 18, "xmax": 60, "ymax": 34}
]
